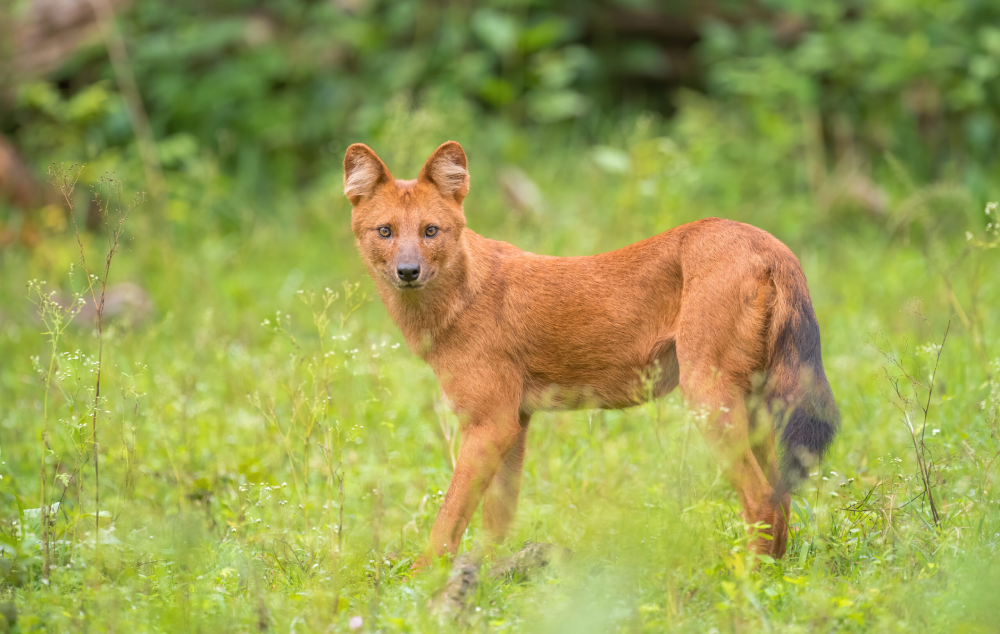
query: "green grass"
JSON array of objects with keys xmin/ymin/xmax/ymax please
[{"xmin": 1, "ymin": 106, "xmax": 999, "ymax": 633}]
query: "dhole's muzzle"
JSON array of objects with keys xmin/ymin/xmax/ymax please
[{"xmin": 393, "ymin": 242, "xmax": 424, "ymax": 288}]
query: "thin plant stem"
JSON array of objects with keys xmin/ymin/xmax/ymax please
[
  {"xmin": 39, "ymin": 337, "xmax": 57, "ymax": 580},
  {"xmin": 52, "ymin": 166, "xmax": 139, "ymax": 564}
]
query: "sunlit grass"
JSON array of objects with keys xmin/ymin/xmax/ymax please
[{"xmin": 1, "ymin": 107, "xmax": 998, "ymax": 632}]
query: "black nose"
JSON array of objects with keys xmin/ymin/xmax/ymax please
[{"xmin": 396, "ymin": 263, "xmax": 420, "ymax": 283}]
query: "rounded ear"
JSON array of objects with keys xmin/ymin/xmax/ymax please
[
  {"xmin": 343, "ymin": 143, "xmax": 393, "ymax": 206},
  {"xmin": 418, "ymin": 141, "xmax": 470, "ymax": 204}
]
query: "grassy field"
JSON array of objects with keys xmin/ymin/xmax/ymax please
[{"xmin": 1, "ymin": 104, "xmax": 999, "ymax": 633}]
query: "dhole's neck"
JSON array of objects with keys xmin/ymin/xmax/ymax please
[{"xmin": 379, "ymin": 228, "xmax": 491, "ymax": 357}]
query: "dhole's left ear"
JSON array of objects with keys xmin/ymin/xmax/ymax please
[
  {"xmin": 418, "ymin": 141, "xmax": 470, "ymax": 204},
  {"xmin": 344, "ymin": 143, "xmax": 393, "ymax": 206}
]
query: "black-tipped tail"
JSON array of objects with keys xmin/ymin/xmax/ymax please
[
  {"xmin": 778, "ymin": 404, "xmax": 839, "ymax": 492},
  {"xmin": 765, "ymin": 258, "xmax": 840, "ymax": 493}
]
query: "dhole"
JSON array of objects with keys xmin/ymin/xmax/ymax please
[{"xmin": 344, "ymin": 141, "xmax": 839, "ymax": 564}]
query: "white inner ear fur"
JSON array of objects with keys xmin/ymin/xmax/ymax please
[
  {"xmin": 344, "ymin": 157, "xmax": 383, "ymax": 200},
  {"xmin": 428, "ymin": 157, "xmax": 468, "ymax": 196}
]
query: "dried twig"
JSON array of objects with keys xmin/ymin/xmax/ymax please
[{"xmin": 870, "ymin": 316, "xmax": 952, "ymax": 528}]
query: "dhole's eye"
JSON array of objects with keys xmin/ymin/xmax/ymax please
[
  {"xmin": 378, "ymin": 226, "xmax": 392, "ymax": 238},
  {"xmin": 425, "ymin": 226, "xmax": 438, "ymax": 237}
]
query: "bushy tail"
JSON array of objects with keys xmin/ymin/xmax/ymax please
[{"xmin": 765, "ymin": 263, "xmax": 840, "ymax": 493}]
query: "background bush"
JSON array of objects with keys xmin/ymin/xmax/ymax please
[{"xmin": 5, "ymin": 0, "xmax": 998, "ymax": 203}]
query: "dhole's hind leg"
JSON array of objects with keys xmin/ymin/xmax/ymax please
[
  {"xmin": 483, "ymin": 419, "xmax": 529, "ymax": 543},
  {"xmin": 676, "ymin": 267, "xmax": 788, "ymax": 556},
  {"xmin": 677, "ymin": 363, "xmax": 789, "ymax": 557},
  {"xmin": 747, "ymin": 406, "xmax": 791, "ymax": 557}
]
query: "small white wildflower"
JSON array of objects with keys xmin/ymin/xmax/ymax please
[
  {"xmin": 349, "ymin": 616, "xmax": 363, "ymax": 631},
  {"xmin": 918, "ymin": 343, "xmax": 942, "ymax": 356},
  {"xmin": 932, "ymin": 429, "xmax": 940, "ymax": 436}
]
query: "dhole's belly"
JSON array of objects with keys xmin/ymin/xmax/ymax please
[{"xmin": 521, "ymin": 335, "xmax": 680, "ymax": 412}]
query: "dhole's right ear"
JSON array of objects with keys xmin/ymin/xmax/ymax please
[{"xmin": 343, "ymin": 144, "xmax": 393, "ymax": 206}]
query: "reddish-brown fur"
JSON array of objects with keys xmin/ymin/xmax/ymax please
[{"xmin": 344, "ymin": 141, "xmax": 839, "ymax": 565}]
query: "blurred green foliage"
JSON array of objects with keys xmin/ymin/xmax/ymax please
[
  {"xmin": 702, "ymin": 0, "xmax": 1000, "ymax": 188},
  {"xmin": 4, "ymin": 0, "xmax": 997, "ymax": 204},
  {"xmin": 8, "ymin": 0, "xmax": 605, "ymax": 190}
]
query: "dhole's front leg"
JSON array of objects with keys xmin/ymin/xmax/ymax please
[
  {"xmin": 483, "ymin": 417, "xmax": 529, "ymax": 543},
  {"xmin": 414, "ymin": 407, "xmax": 525, "ymax": 569}
]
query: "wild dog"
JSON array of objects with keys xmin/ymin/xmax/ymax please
[{"xmin": 343, "ymin": 141, "xmax": 839, "ymax": 565}]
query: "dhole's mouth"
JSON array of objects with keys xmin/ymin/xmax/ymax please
[{"xmin": 394, "ymin": 280, "xmax": 424, "ymax": 290}]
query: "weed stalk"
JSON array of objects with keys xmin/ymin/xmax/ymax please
[
  {"xmin": 51, "ymin": 165, "xmax": 141, "ymax": 561},
  {"xmin": 873, "ymin": 316, "xmax": 952, "ymax": 528},
  {"xmin": 28, "ymin": 281, "xmax": 84, "ymax": 579}
]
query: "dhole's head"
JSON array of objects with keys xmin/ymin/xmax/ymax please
[{"xmin": 343, "ymin": 141, "xmax": 470, "ymax": 291}]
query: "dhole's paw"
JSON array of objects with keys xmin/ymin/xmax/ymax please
[
  {"xmin": 410, "ymin": 553, "xmax": 433, "ymax": 572},
  {"xmin": 748, "ymin": 513, "xmax": 789, "ymax": 559}
]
